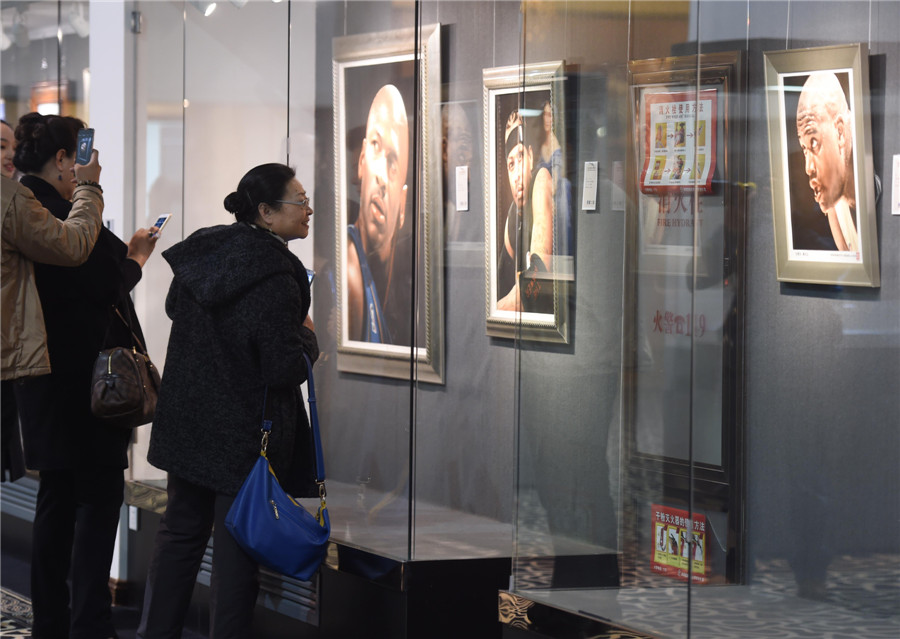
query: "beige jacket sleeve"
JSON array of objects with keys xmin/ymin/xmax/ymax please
[{"xmin": 4, "ymin": 182, "xmax": 104, "ymax": 266}]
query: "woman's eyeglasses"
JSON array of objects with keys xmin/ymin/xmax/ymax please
[{"xmin": 275, "ymin": 197, "xmax": 310, "ymax": 209}]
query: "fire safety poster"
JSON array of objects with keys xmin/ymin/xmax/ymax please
[
  {"xmin": 639, "ymin": 89, "xmax": 717, "ymax": 195},
  {"xmin": 651, "ymin": 504, "xmax": 708, "ymax": 583}
]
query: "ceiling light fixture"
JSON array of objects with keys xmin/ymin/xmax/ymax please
[
  {"xmin": 68, "ymin": 3, "xmax": 90, "ymax": 38},
  {"xmin": 189, "ymin": 1, "xmax": 217, "ymax": 17}
]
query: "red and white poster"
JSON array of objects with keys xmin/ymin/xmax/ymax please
[
  {"xmin": 650, "ymin": 504, "xmax": 709, "ymax": 584},
  {"xmin": 640, "ymin": 89, "xmax": 717, "ymax": 195}
]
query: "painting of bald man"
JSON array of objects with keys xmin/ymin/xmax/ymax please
[
  {"xmin": 334, "ymin": 26, "xmax": 445, "ymax": 381},
  {"xmin": 785, "ymin": 71, "xmax": 858, "ymax": 253},
  {"xmin": 764, "ymin": 44, "xmax": 879, "ymax": 287}
]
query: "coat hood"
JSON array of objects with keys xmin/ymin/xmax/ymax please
[{"xmin": 163, "ymin": 223, "xmax": 303, "ymax": 308}]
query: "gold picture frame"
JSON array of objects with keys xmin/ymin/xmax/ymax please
[
  {"xmin": 333, "ymin": 24, "xmax": 445, "ymax": 383},
  {"xmin": 482, "ymin": 61, "xmax": 571, "ymax": 344},
  {"xmin": 763, "ymin": 43, "xmax": 879, "ymax": 287}
]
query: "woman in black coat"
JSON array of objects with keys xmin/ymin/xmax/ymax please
[
  {"xmin": 12, "ymin": 112, "xmax": 159, "ymax": 639},
  {"xmin": 137, "ymin": 163, "xmax": 319, "ymax": 639}
]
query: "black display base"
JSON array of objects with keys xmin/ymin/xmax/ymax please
[
  {"xmin": 320, "ymin": 543, "xmax": 510, "ymax": 639},
  {"xmin": 499, "ymin": 591, "xmax": 658, "ymax": 639}
]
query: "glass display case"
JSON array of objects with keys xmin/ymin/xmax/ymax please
[
  {"xmin": 2, "ymin": 1, "xmax": 897, "ymax": 638},
  {"xmin": 503, "ymin": 2, "xmax": 899, "ymax": 638}
]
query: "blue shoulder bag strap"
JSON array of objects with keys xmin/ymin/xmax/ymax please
[{"xmin": 303, "ymin": 353, "xmax": 326, "ymax": 493}]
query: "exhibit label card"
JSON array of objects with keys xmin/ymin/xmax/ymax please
[
  {"xmin": 456, "ymin": 165, "xmax": 469, "ymax": 212},
  {"xmin": 893, "ymin": 154, "xmax": 899, "ymax": 216},
  {"xmin": 582, "ymin": 161, "xmax": 598, "ymax": 211}
]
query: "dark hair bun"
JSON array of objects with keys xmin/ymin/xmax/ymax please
[{"xmin": 223, "ymin": 192, "xmax": 242, "ymax": 215}]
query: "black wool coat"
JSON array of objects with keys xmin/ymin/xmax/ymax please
[
  {"xmin": 16, "ymin": 175, "xmax": 141, "ymax": 470},
  {"xmin": 148, "ymin": 223, "xmax": 319, "ymax": 496}
]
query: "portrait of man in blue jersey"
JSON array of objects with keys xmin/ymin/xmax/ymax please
[{"xmin": 346, "ymin": 84, "xmax": 410, "ymax": 344}]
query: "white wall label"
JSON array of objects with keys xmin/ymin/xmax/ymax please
[
  {"xmin": 582, "ymin": 161, "xmax": 598, "ymax": 211},
  {"xmin": 892, "ymin": 154, "xmax": 899, "ymax": 216},
  {"xmin": 455, "ymin": 165, "xmax": 469, "ymax": 212}
]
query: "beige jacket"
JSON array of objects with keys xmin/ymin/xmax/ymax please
[{"xmin": 1, "ymin": 176, "xmax": 104, "ymax": 380}]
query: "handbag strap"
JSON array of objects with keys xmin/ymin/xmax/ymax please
[
  {"xmin": 259, "ymin": 354, "xmax": 326, "ymax": 494},
  {"xmin": 303, "ymin": 353, "xmax": 326, "ymax": 487},
  {"xmin": 104, "ymin": 305, "xmax": 149, "ymax": 355}
]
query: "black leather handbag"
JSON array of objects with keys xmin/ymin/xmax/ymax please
[{"xmin": 90, "ymin": 306, "xmax": 160, "ymax": 428}]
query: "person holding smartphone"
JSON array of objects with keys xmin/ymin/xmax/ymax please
[
  {"xmin": 1, "ymin": 118, "xmax": 26, "ymax": 485},
  {"xmin": 10, "ymin": 112, "xmax": 160, "ymax": 639},
  {"xmin": 138, "ymin": 163, "xmax": 318, "ymax": 639}
]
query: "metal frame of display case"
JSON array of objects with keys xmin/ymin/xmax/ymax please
[{"xmin": 622, "ymin": 50, "xmax": 748, "ymax": 586}]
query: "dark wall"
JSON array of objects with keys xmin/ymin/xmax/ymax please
[
  {"xmin": 312, "ymin": 0, "xmax": 900, "ymax": 561},
  {"xmin": 738, "ymin": 0, "xmax": 900, "ymax": 565},
  {"xmin": 312, "ymin": 2, "xmax": 523, "ymax": 524}
]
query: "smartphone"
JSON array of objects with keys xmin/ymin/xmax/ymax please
[
  {"xmin": 306, "ymin": 269, "xmax": 315, "ymax": 285},
  {"xmin": 76, "ymin": 128, "xmax": 94, "ymax": 165},
  {"xmin": 150, "ymin": 213, "xmax": 173, "ymax": 238}
]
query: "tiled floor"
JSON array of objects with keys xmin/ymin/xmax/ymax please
[
  {"xmin": 510, "ymin": 554, "xmax": 900, "ymax": 639},
  {"xmin": 0, "ymin": 551, "xmax": 206, "ymax": 639}
]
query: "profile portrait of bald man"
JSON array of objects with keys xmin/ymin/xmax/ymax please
[
  {"xmin": 347, "ymin": 84, "xmax": 410, "ymax": 344},
  {"xmin": 795, "ymin": 71, "xmax": 858, "ymax": 252}
]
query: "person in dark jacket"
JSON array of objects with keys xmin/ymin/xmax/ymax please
[
  {"xmin": 137, "ymin": 163, "xmax": 318, "ymax": 639},
  {"xmin": 11, "ymin": 112, "xmax": 158, "ymax": 639}
]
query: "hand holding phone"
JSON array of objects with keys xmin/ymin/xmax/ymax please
[
  {"xmin": 73, "ymin": 150, "xmax": 101, "ymax": 183},
  {"xmin": 150, "ymin": 213, "xmax": 173, "ymax": 238},
  {"xmin": 76, "ymin": 128, "xmax": 95, "ymax": 165}
]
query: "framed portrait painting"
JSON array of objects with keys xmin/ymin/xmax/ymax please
[
  {"xmin": 483, "ymin": 61, "xmax": 571, "ymax": 343},
  {"xmin": 333, "ymin": 24, "xmax": 445, "ymax": 383},
  {"xmin": 764, "ymin": 43, "xmax": 879, "ymax": 287}
]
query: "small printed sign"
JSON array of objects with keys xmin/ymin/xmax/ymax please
[
  {"xmin": 651, "ymin": 504, "xmax": 708, "ymax": 584},
  {"xmin": 582, "ymin": 161, "xmax": 598, "ymax": 211},
  {"xmin": 892, "ymin": 154, "xmax": 899, "ymax": 217},
  {"xmin": 640, "ymin": 90, "xmax": 717, "ymax": 195},
  {"xmin": 456, "ymin": 165, "xmax": 469, "ymax": 212}
]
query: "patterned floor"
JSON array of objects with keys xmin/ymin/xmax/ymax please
[
  {"xmin": 1, "ymin": 589, "xmax": 32, "ymax": 637},
  {"xmin": 511, "ymin": 554, "xmax": 900, "ymax": 638}
]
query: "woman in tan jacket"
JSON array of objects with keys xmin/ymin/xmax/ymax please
[
  {"xmin": 0, "ymin": 152, "xmax": 103, "ymax": 380},
  {"xmin": 0, "ymin": 153, "xmax": 103, "ymax": 485}
]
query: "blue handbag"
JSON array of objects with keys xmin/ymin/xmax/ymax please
[{"xmin": 224, "ymin": 354, "xmax": 330, "ymax": 581}]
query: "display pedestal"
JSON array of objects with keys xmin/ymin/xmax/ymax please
[
  {"xmin": 322, "ymin": 543, "xmax": 510, "ymax": 639},
  {"xmin": 499, "ymin": 591, "xmax": 657, "ymax": 639},
  {"xmin": 126, "ymin": 479, "xmax": 512, "ymax": 638}
]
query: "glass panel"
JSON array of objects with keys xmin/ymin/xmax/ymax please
[
  {"xmin": 510, "ymin": 1, "xmax": 900, "ymax": 638},
  {"xmin": 131, "ymin": 0, "xmax": 185, "ymax": 482},
  {"xmin": 407, "ymin": 1, "xmax": 515, "ymax": 561},
  {"xmin": 1, "ymin": 1, "xmax": 85, "ymax": 124},
  {"xmin": 513, "ymin": 0, "xmax": 629, "ymax": 595},
  {"xmin": 689, "ymin": 2, "xmax": 900, "ymax": 638},
  {"xmin": 60, "ymin": 1, "xmax": 89, "ymax": 121},
  {"xmin": 313, "ymin": 0, "xmax": 417, "ymax": 562}
]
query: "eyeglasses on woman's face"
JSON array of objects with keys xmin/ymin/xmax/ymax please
[{"xmin": 275, "ymin": 197, "xmax": 310, "ymax": 209}]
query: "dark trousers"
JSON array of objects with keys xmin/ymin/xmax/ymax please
[
  {"xmin": 0, "ymin": 379, "xmax": 25, "ymax": 482},
  {"xmin": 137, "ymin": 474, "xmax": 259, "ymax": 639},
  {"xmin": 31, "ymin": 468, "xmax": 125, "ymax": 639}
]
